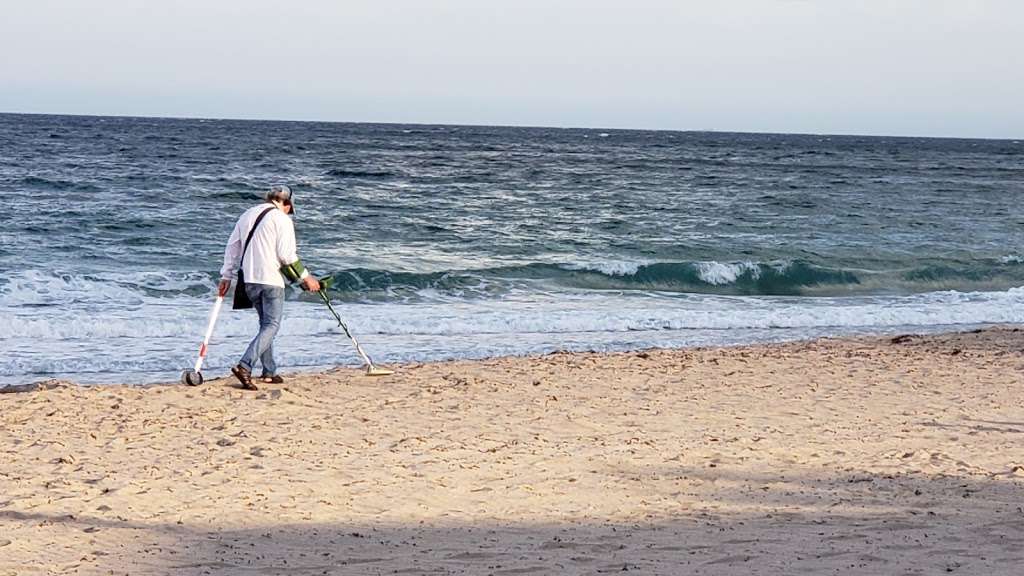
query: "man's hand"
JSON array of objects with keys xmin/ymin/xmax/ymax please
[
  {"xmin": 302, "ymin": 276, "xmax": 321, "ymax": 292},
  {"xmin": 218, "ymin": 279, "xmax": 232, "ymax": 297}
]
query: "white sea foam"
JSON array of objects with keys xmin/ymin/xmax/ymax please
[
  {"xmin": 694, "ymin": 261, "xmax": 765, "ymax": 285},
  {"xmin": 562, "ymin": 260, "xmax": 649, "ymax": 276},
  {"xmin": 0, "ymin": 270, "xmax": 210, "ymax": 307},
  {"xmin": 5, "ymin": 269, "xmax": 1024, "ymax": 386},
  {"xmin": 4, "ymin": 286, "xmax": 1024, "ymax": 386},
  {"xmin": 0, "ymin": 271, "xmax": 142, "ymax": 306},
  {"xmin": 5, "ymin": 287, "xmax": 1024, "ymax": 341}
]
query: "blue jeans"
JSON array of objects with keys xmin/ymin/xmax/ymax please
[{"xmin": 239, "ymin": 283, "xmax": 285, "ymax": 375}]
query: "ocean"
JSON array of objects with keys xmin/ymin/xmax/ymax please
[{"xmin": 2, "ymin": 113, "xmax": 1022, "ymax": 386}]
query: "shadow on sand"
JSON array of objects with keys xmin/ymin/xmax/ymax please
[{"xmin": 3, "ymin": 466, "xmax": 1023, "ymax": 575}]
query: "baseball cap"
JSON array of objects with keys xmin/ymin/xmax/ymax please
[{"xmin": 266, "ymin": 184, "xmax": 295, "ymax": 215}]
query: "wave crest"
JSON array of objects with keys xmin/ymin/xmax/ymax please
[{"xmin": 4, "ymin": 258, "xmax": 1024, "ymax": 308}]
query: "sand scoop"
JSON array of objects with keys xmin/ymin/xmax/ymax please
[
  {"xmin": 317, "ymin": 282, "xmax": 393, "ymax": 376},
  {"xmin": 182, "ymin": 293, "xmax": 224, "ymax": 386}
]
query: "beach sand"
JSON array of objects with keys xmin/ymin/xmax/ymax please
[{"xmin": 2, "ymin": 328, "xmax": 1023, "ymax": 575}]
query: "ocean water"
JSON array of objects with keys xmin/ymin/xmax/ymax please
[{"xmin": 2, "ymin": 113, "xmax": 1022, "ymax": 386}]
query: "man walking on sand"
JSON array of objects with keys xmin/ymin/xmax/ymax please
[{"xmin": 218, "ymin": 185, "xmax": 320, "ymax": 390}]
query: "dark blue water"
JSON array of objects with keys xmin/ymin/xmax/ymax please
[{"xmin": 2, "ymin": 113, "xmax": 1022, "ymax": 385}]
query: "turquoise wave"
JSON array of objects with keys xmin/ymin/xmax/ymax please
[{"xmin": 318, "ymin": 259, "xmax": 1024, "ymax": 298}]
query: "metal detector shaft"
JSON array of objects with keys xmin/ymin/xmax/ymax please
[{"xmin": 317, "ymin": 290, "xmax": 376, "ymax": 367}]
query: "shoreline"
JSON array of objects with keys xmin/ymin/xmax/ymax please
[
  {"xmin": 1, "ymin": 324, "xmax": 1005, "ymax": 392},
  {"xmin": 3, "ymin": 327, "xmax": 1023, "ymax": 574}
]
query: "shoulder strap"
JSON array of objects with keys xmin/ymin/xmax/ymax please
[{"xmin": 239, "ymin": 206, "xmax": 276, "ymax": 267}]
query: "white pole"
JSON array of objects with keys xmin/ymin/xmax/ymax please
[{"xmin": 193, "ymin": 295, "xmax": 224, "ymax": 373}]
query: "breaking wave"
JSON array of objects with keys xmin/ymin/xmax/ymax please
[{"xmin": 4, "ymin": 258, "xmax": 1024, "ymax": 309}]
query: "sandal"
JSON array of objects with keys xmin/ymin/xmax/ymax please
[
  {"xmin": 231, "ymin": 364, "xmax": 258, "ymax": 391},
  {"xmin": 260, "ymin": 373, "xmax": 284, "ymax": 384}
]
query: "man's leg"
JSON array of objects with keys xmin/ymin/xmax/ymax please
[
  {"xmin": 238, "ymin": 284, "xmax": 268, "ymax": 373},
  {"xmin": 258, "ymin": 287, "xmax": 284, "ymax": 376},
  {"xmin": 260, "ymin": 341, "xmax": 275, "ymax": 376}
]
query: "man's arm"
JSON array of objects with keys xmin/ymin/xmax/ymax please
[
  {"xmin": 276, "ymin": 215, "xmax": 320, "ymax": 292},
  {"xmin": 218, "ymin": 221, "xmax": 243, "ymax": 296}
]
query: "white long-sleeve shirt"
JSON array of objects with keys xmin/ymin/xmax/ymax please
[{"xmin": 220, "ymin": 203, "xmax": 309, "ymax": 288}]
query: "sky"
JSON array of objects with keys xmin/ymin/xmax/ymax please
[{"xmin": 1, "ymin": 0, "xmax": 1021, "ymax": 138}]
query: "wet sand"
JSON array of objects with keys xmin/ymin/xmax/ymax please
[{"xmin": 2, "ymin": 328, "xmax": 1024, "ymax": 575}]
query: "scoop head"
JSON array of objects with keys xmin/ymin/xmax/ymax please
[{"xmin": 182, "ymin": 369, "xmax": 204, "ymax": 386}]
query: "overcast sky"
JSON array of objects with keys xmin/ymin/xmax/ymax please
[{"xmin": 1, "ymin": 1, "xmax": 1020, "ymax": 138}]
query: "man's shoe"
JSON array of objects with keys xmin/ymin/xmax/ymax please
[
  {"xmin": 231, "ymin": 364, "xmax": 258, "ymax": 391},
  {"xmin": 260, "ymin": 373, "xmax": 284, "ymax": 384}
]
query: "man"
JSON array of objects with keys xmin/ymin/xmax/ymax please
[{"xmin": 218, "ymin": 185, "xmax": 320, "ymax": 390}]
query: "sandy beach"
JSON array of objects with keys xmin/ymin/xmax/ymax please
[{"xmin": 2, "ymin": 328, "xmax": 1023, "ymax": 575}]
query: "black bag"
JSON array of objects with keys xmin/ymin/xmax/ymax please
[
  {"xmin": 232, "ymin": 269, "xmax": 251, "ymax": 310},
  {"xmin": 232, "ymin": 206, "xmax": 276, "ymax": 310}
]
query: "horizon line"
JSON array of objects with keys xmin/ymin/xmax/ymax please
[{"xmin": 1, "ymin": 109, "xmax": 1020, "ymax": 143}]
